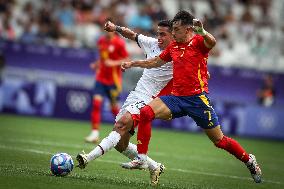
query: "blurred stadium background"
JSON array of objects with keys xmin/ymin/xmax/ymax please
[{"xmin": 0, "ymin": 0, "xmax": 284, "ymax": 189}]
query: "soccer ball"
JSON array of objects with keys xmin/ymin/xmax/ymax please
[{"xmin": 50, "ymin": 153, "xmax": 74, "ymax": 176}]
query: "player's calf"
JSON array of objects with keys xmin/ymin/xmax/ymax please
[
  {"xmin": 115, "ymin": 131, "xmax": 132, "ymax": 153},
  {"xmin": 214, "ymin": 135, "xmax": 250, "ymax": 163},
  {"xmin": 214, "ymin": 136, "xmax": 262, "ymax": 183}
]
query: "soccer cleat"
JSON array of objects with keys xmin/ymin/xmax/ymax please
[
  {"xmin": 149, "ymin": 163, "xmax": 166, "ymax": 186},
  {"xmin": 246, "ymin": 154, "xmax": 262, "ymax": 183},
  {"xmin": 85, "ymin": 135, "xmax": 100, "ymax": 143},
  {"xmin": 76, "ymin": 151, "xmax": 88, "ymax": 169},
  {"xmin": 85, "ymin": 137, "xmax": 100, "ymax": 143},
  {"xmin": 85, "ymin": 131, "xmax": 100, "ymax": 143},
  {"xmin": 121, "ymin": 156, "xmax": 148, "ymax": 170}
]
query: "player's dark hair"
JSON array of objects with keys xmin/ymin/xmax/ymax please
[
  {"xmin": 157, "ymin": 20, "xmax": 172, "ymax": 31},
  {"xmin": 172, "ymin": 10, "xmax": 195, "ymax": 26},
  {"xmin": 106, "ymin": 17, "xmax": 113, "ymax": 23}
]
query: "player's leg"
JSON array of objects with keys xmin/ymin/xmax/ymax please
[
  {"xmin": 85, "ymin": 94, "xmax": 103, "ymax": 143},
  {"xmin": 88, "ymin": 105, "xmax": 163, "ymax": 169},
  {"xmin": 204, "ymin": 126, "xmax": 250, "ymax": 162},
  {"xmin": 110, "ymin": 87, "xmax": 120, "ymax": 116},
  {"xmin": 83, "ymin": 92, "xmax": 141, "ymax": 163},
  {"xmin": 204, "ymin": 126, "xmax": 262, "ymax": 183},
  {"xmin": 85, "ymin": 81, "xmax": 107, "ymax": 143},
  {"xmin": 114, "ymin": 112, "xmax": 163, "ymax": 169},
  {"xmin": 114, "ymin": 120, "xmax": 163, "ymax": 170},
  {"xmin": 137, "ymin": 97, "xmax": 172, "ymax": 155},
  {"xmin": 118, "ymin": 99, "xmax": 169, "ymax": 185},
  {"xmin": 85, "ymin": 84, "xmax": 120, "ymax": 144},
  {"xmin": 76, "ymin": 112, "xmax": 133, "ymax": 169},
  {"xmin": 195, "ymin": 93, "xmax": 262, "ymax": 183},
  {"xmin": 117, "ymin": 132, "xmax": 166, "ymax": 187},
  {"xmin": 78, "ymin": 111, "xmax": 161, "ymax": 169},
  {"xmin": 122, "ymin": 97, "xmax": 172, "ymax": 170}
]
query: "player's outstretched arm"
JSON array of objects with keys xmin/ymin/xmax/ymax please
[
  {"xmin": 105, "ymin": 57, "xmax": 130, "ymax": 67},
  {"xmin": 104, "ymin": 21, "xmax": 137, "ymax": 41},
  {"xmin": 193, "ymin": 19, "xmax": 216, "ymax": 49},
  {"xmin": 121, "ymin": 57, "xmax": 166, "ymax": 71}
]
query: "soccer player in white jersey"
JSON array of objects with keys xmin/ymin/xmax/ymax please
[{"xmin": 76, "ymin": 20, "xmax": 173, "ymax": 186}]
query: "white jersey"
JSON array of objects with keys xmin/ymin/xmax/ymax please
[{"xmin": 115, "ymin": 34, "xmax": 173, "ymax": 122}]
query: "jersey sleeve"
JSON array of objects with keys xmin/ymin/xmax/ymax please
[
  {"xmin": 137, "ymin": 34, "xmax": 158, "ymax": 52},
  {"xmin": 159, "ymin": 44, "xmax": 172, "ymax": 62},
  {"xmin": 195, "ymin": 35, "xmax": 211, "ymax": 54}
]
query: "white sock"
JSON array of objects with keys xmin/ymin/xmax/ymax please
[
  {"xmin": 122, "ymin": 143, "xmax": 158, "ymax": 171},
  {"xmin": 87, "ymin": 131, "xmax": 121, "ymax": 162},
  {"xmin": 122, "ymin": 142, "xmax": 138, "ymax": 160},
  {"xmin": 147, "ymin": 156, "xmax": 159, "ymax": 170},
  {"xmin": 245, "ymin": 156, "xmax": 253, "ymax": 166}
]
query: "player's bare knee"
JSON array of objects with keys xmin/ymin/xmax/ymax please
[
  {"xmin": 113, "ymin": 123, "xmax": 125, "ymax": 135},
  {"xmin": 113, "ymin": 119, "xmax": 131, "ymax": 135},
  {"xmin": 115, "ymin": 114, "xmax": 133, "ymax": 129},
  {"xmin": 214, "ymin": 135, "xmax": 226, "ymax": 149}
]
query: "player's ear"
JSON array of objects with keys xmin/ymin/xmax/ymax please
[
  {"xmin": 187, "ymin": 26, "xmax": 193, "ymax": 33},
  {"xmin": 185, "ymin": 26, "xmax": 192, "ymax": 34}
]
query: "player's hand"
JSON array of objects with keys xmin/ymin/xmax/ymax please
[
  {"xmin": 104, "ymin": 59, "xmax": 115, "ymax": 67},
  {"xmin": 121, "ymin": 61, "xmax": 133, "ymax": 72},
  {"xmin": 104, "ymin": 21, "xmax": 116, "ymax": 32},
  {"xmin": 90, "ymin": 62, "xmax": 98, "ymax": 70},
  {"xmin": 207, "ymin": 71, "xmax": 211, "ymax": 80},
  {"xmin": 193, "ymin": 18, "xmax": 207, "ymax": 36}
]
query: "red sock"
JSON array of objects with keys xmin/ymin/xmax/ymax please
[
  {"xmin": 215, "ymin": 136, "xmax": 249, "ymax": 163},
  {"xmin": 131, "ymin": 114, "xmax": 140, "ymax": 129},
  {"xmin": 137, "ymin": 105, "xmax": 155, "ymax": 154},
  {"xmin": 111, "ymin": 105, "xmax": 119, "ymax": 116},
  {"xmin": 127, "ymin": 114, "xmax": 140, "ymax": 136},
  {"xmin": 91, "ymin": 98, "xmax": 102, "ymax": 130}
]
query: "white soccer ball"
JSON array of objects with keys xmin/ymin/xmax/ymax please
[{"xmin": 50, "ymin": 153, "xmax": 74, "ymax": 176}]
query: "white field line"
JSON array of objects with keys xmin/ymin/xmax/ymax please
[{"xmin": 0, "ymin": 144, "xmax": 281, "ymax": 185}]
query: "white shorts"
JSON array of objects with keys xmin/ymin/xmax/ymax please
[{"xmin": 115, "ymin": 90, "xmax": 153, "ymax": 122}]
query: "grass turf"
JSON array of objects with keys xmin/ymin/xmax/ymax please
[{"xmin": 0, "ymin": 114, "xmax": 283, "ymax": 189}]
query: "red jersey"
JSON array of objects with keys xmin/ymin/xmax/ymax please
[
  {"xmin": 159, "ymin": 35, "xmax": 210, "ymax": 96},
  {"xmin": 96, "ymin": 34, "xmax": 128, "ymax": 87}
]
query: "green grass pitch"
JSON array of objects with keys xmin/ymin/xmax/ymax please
[{"xmin": 0, "ymin": 114, "xmax": 283, "ymax": 189}]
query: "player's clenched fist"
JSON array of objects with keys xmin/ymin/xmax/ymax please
[
  {"xmin": 192, "ymin": 18, "xmax": 207, "ymax": 36},
  {"xmin": 121, "ymin": 61, "xmax": 133, "ymax": 71},
  {"xmin": 104, "ymin": 21, "xmax": 116, "ymax": 32}
]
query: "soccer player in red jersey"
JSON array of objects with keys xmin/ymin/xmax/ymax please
[
  {"xmin": 121, "ymin": 10, "xmax": 262, "ymax": 183},
  {"xmin": 85, "ymin": 29, "xmax": 129, "ymax": 143}
]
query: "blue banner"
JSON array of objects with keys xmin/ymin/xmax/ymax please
[
  {"xmin": 238, "ymin": 106, "xmax": 284, "ymax": 139},
  {"xmin": 1, "ymin": 40, "xmax": 284, "ymax": 140}
]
